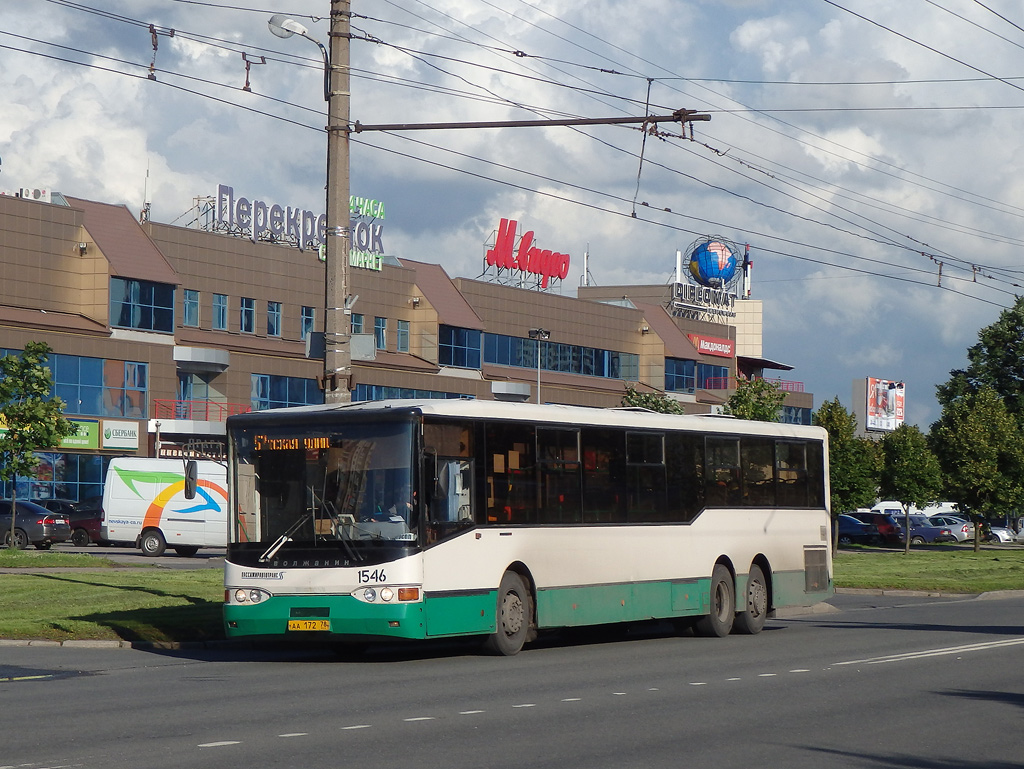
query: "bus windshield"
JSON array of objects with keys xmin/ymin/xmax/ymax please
[{"xmin": 230, "ymin": 418, "xmax": 417, "ymax": 555}]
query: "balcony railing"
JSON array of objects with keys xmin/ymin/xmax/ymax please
[
  {"xmin": 703, "ymin": 377, "xmax": 804, "ymax": 393},
  {"xmin": 152, "ymin": 399, "xmax": 251, "ymax": 422}
]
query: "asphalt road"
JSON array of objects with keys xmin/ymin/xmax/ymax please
[{"xmin": 2, "ymin": 591, "xmax": 1022, "ymax": 769}]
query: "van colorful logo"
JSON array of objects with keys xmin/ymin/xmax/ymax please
[{"xmin": 116, "ymin": 468, "xmax": 228, "ymax": 531}]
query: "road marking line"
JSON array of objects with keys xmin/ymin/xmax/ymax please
[
  {"xmin": 460, "ymin": 710, "xmax": 485, "ymax": 715},
  {"xmin": 835, "ymin": 637, "xmax": 1024, "ymax": 666},
  {"xmin": 758, "ymin": 673, "xmax": 777, "ymax": 677},
  {"xmin": 512, "ymin": 703, "xmax": 536, "ymax": 708},
  {"xmin": 341, "ymin": 724, "xmax": 372, "ymax": 730},
  {"xmin": 689, "ymin": 682, "xmax": 707, "ymax": 686},
  {"xmin": 561, "ymin": 698, "xmax": 582, "ymax": 702},
  {"xmin": 790, "ymin": 669, "xmax": 810, "ymax": 673},
  {"xmin": 279, "ymin": 733, "xmax": 308, "ymax": 737},
  {"xmin": 197, "ymin": 741, "xmax": 241, "ymax": 747},
  {"xmin": 404, "ymin": 717, "xmax": 435, "ymax": 721}
]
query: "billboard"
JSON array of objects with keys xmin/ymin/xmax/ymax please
[{"xmin": 866, "ymin": 377, "xmax": 905, "ymax": 431}]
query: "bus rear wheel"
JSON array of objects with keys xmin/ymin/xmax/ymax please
[
  {"xmin": 695, "ymin": 564, "xmax": 735, "ymax": 638},
  {"xmin": 484, "ymin": 571, "xmax": 532, "ymax": 656},
  {"xmin": 733, "ymin": 564, "xmax": 768, "ymax": 635}
]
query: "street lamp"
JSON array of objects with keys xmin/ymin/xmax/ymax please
[
  {"xmin": 528, "ymin": 328, "xmax": 550, "ymax": 404},
  {"xmin": 268, "ymin": 3, "xmax": 352, "ymax": 403}
]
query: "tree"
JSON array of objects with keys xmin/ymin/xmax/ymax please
[
  {"xmin": 878, "ymin": 424, "xmax": 943, "ymax": 553},
  {"xmin": 929, "ymin": 386, "xmax": 1024, "ymax": 552},
  {"xmin": 813, "ymin": 397, "xmax": 880, "ymax": 521},
  {"xmin": 620, "ymin": 384, "xmax": 686, "ymax": 414},
  {"xmin": 0, "ymin": 342, "xmax": 77, "ymax": 549},
  {"xmin": 724, "ymin": 377, "xmax": 785, "ymax": 422},
  {"xmin": 936, "ymin": 295, "xmax": 1024, "ymax": 418}
]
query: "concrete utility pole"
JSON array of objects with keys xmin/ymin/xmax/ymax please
[{"xmin": 324, "ymin": 0, "xmax": 352, "ymax": 403}]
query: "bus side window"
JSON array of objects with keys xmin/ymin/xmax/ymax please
[{"xmin": 705, "ymin": 437, "xmax": 741, "ymax": 507}]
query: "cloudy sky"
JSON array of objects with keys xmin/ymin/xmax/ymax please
[{"xmin": 4, "ymin": 0, "xmax": 1023, "ymax": 427}]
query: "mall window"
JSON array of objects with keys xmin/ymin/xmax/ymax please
[
  {"xmin": 781, "ymin": 405, "xmax": 812, "ymax": 425},
  {"xmin": 0, "ymin": 453, "xmax": 110, "ymax": 506},
  {"xmin": 351, "ymin": 313, "xmax": 364, "ymax": 334},
  {"xmin": 240, "ymin": 297, "xmax": 256, "ymax": 334},
  {"xmin": 665, "ymin": 358, "xmax": 696, "ymax": 393},
  {"xmin": 483, "ymin": 332, "xmax": 638, "ymax": 381},
  {"xmin": 396, "ymin": 319, "xmax": 410, "ymax": 352},
  {"xmin": 110, "ymin": 278, "xmax": 174, "ymax": 333},
  {"xmin": 183, "ymin": 289, "xmax": 199, "ymax": 327},
  {"xmin": 697, "ymin": 363, "xmax": 729, "ymax": 389},
  {"xmin": 439, "ymin": 325, "xmax": 481, "ymax": 369},
  {"xmin": 41, "ymin": 352, "xmax": 148, "ymax": 419},
  {"xmin": 213, "ymin": 294, "xmax": 228, "ymax": 331},
  {"xmin": 251, "ymin": 374, "xmax": 324, "ymax": 411},
  {"xmin": 353, "ymin": 384, "xmax": 471, "ymax": 402},
  {"xmin": 301, "ymin": 306, "xmax": 315, "ymax": 340},
  {"xmin": 267, "ymin": 301, "xmax": 282, "ymax": 337},
  {"xmin": 374, "ymin": 317, "xmax": 387, "ymax": 350}
]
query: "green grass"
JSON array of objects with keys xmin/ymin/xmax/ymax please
[
  {"xmin": 0, "ymin": 549, "xmax": 223, "ymax": 642},
  {"xmin": 1, "ymin": 547, "xmax": 1022, "ymax": 643},
  {"xmin": 834, "ymin": 547, "xmax": 1024, "ymax": 593}
]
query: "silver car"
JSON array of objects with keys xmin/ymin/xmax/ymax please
[
  {"xmin": 929, "ymin": 515, "xmax": 974, "ymax": 542},
  {"xmin": 0, "ymin": 499, "xmax": 71, "ymax": 549}
]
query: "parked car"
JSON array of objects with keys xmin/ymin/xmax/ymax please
[
  {"xmin": 904, "ymin": 515, "xmax": 956, "ymax": 544},
  {"xmin": 929, "ymin": 515, "xmax": 974, "ymax": 542},
  {"xmin": 985, "ymin": 525, "xmax": 1016, "ymax": 543},
  {"xmin": 0, "ymin": 500, "xmax": 71, "ymax": 549},
  {"xmin": 37, "ymin": 498, "xmax": 105, "ymax": 547},
  {"xmin": 849, "ymin": 511, "xmax": 904, "ymax": 544},
  {"xmin": 837, "ymin": 514, "xmax": 881, "ymax": 545}
]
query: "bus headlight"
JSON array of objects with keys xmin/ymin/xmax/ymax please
[
  {"xmin": 353, "ymin": 585, "xmax": 420, "ymax": 603},
  {"xmin": 231, "ymin": 588, "xmax": 271, "ymax": 604}
]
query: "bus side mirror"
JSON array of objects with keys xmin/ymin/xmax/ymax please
[{"xmin": 184, "ymin": 460, "xmax": 198, "ymax": 499}]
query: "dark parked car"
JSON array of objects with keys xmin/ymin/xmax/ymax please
[
  {"xmin": 37, "ymin": 499, "xmax": 105, "ymax": 547},
  {"xmin": 0, "ymin": 500, "xmax": 71, "ymax": 549},
  {"xmin": 849, "ymin": 511, "xmax": 904, "ymax": 544},
  {"xmin": 905, "ymin": 515, "xmax": 955, "ymax": 544},
  {"xmin": 837, "ymin": 514, "xmax": 881, "ymax": 545}
]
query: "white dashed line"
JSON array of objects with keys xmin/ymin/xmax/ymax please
[
  {"xmin": 561, "ymin": 698, "xmax": 582, "ymax": 702},
  {"xmin": 758, "ymin": 673, "xmax": 777, "ymax": 678},
  {"xmin": 689, "ymin": 682, "xmax": 707, "ymax": 686},
  {"xmin": 341, "ymin": 724, "xmax": 372, "ymax": 730},
  {"xmin": 513, "ymin": 703, "xmax": 536, "ymax": 708},
  {"xmin": 278, "ymin": 733, "xmax": 308, "ymax": 738},
  {"xmin": 404, "ymin": 717, "xmax": 435, "ymax": 722},
  {"xmin": 790, "ymin": 669, "xmax": 810, "ymax": 673},
  {"xmin": 460, "ymin": 710, "xmax": 485, "ymax": 715},
  {"xmin": 197, "ymin": 741, "xmax": 240, "ymax": 748}
]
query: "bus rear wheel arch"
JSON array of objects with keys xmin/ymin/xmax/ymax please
[
  {"xmin": 139, "ymin": 528, "xmax": 166, "ymax": 557},
  {"xmin": 484, "ymin": 569, "xmax": 534, "ymax": 656}
]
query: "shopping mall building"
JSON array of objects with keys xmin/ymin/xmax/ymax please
[{"xmin": 0, "ymin": 188, "xmax": 812, "ymax": 502}]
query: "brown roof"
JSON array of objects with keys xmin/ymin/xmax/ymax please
[
  {"xmin": 634, "ymin": 302, "xmax": 702, "ymax": 359},
  {"xmin": 66, "ymin": 197, "xmax": 179, "ymax": 285},
  {"xmin": 0, "ymin": 306, "xmax": 109, "ymax": 336},
  {"xmin": 401, "ymin": 259, "xmax": 484, "ymax": 330}
]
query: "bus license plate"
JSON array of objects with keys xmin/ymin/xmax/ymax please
[{"xmin": 287, "ymin": 619, "xmax": 330, "ymax": 631}]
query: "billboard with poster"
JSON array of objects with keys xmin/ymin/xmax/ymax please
[{"xmin": 866, "ymin": 377, "xmax": 905, "ymax": 431}]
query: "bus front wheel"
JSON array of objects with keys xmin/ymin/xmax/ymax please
[
  {"xmin": 484, "ymin": 571, "xmax": 532, "ymax": 656},
  {"xmin": 733, "ymin": 564, "xmax": 768, "ymax": 635},
  {"xmin": 695, "ymin": 564, "xmax": 735, "ymax": 638}
]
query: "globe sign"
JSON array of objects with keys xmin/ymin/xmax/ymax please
[{"xmin": 687, "ymin": 238, "xmax": 739, "ymax": 288}]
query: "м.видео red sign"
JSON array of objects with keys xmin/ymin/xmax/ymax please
[{"xmin": 486, "ymin": 218, "xmax": 570, "ymax": 288}]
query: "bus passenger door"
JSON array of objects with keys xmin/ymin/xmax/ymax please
[{"xmin": 429, "ymin": 458, "xmax": 474, "ymax": 542}]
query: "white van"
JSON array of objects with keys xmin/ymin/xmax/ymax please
[{"xmin": 101, "ymin": 458, "xmax": 228, "ymax": 556}]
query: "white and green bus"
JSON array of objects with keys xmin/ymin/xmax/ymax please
[{"xmin": 222, "ymin": 400, "xmax": 832, "ymax": 654}]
